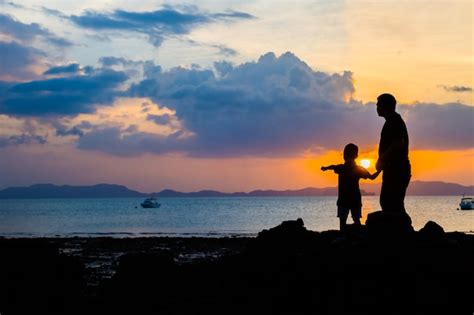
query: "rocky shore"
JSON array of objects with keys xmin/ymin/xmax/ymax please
[{"xmin": 1, "ymin": 211, "xmax": 473, "ymax": 315}]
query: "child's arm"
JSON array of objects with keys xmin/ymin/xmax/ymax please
[
  {"xmin": 321, "ymin": 165, "xmax": 338, "ymax": 172},
  {"xmin": 368, "ymin": 170, "xmax": 382, "ymax": 180}
]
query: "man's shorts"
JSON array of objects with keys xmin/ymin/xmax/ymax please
[{"xmin": 337, "ymin": 206, "xmax": 361, "ymax": 219}]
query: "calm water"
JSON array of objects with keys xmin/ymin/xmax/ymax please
[{"xmin": 0, "ymin": 196, "xmax": 472, "ymax": 237}]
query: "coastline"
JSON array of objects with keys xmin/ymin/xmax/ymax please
[{"xmin": 1, "ymin": 217, "xmax": 473, "ymax": 314}]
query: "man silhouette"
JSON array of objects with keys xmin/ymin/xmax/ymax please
[{"xmin": 375, "ymin": 93, "xmax": 411, "ymax": 213}]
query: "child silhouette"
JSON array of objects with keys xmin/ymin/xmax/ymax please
[{"xmin": 321, "ymin": 143, "xmax": 381, "ymax": 231}]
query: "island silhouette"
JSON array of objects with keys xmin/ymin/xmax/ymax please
[{"xmin": 0, "ymin": 181, "xmax": 472, "ymax": 198}]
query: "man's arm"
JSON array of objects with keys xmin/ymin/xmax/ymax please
[{"xmin": 376, "ymin": 138, "xmax": 405, "ymax": 171}]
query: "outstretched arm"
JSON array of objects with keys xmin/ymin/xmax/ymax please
[{"xmin": 321, "ymin": 165, "xmax": 338, "ymax": 171}]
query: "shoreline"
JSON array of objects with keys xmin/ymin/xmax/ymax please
[{"xmin": 1, "ymin": 217, "xmax": 473, "ymax": 314}]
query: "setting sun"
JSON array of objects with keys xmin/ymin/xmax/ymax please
[{"xmin": 360, "ymin": 159, "xmax": 371, "ymax": 169}]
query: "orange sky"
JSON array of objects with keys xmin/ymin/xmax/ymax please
[{"xmin": 1, "ymin": 144, "xmax": 472, "ymax": 192}]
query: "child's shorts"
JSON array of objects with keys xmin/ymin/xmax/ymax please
[{"xmin": 337, "ymin": 206, "xmax": 361, "ymax": 219}]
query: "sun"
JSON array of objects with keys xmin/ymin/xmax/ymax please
[{"xmin": 360, "ymin": 159, "xmax": 371, "ymax": 169}]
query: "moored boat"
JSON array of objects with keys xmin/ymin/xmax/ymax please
[
  {"xmin": 141, "ymin": 197, "xmax": 161, "ymax": 208},
  {"xmin": 459, "ymin": 197, "xmax": 473, "ymax": 210}
]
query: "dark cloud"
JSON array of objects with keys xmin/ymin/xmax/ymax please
[
  {"xmin": 147, "ymin": 114, "xmax": 172, "ymax": 125},
  {"xmin": 44, "ymin": 63, "xmax": 81, "ymax": 75},
  {"xmin": 4, "ymin": 1, "xmax": 25, "ymax": 9},
  {"xmin": 41, "ymin": 7, "xmax": 68, "ymax": 19},
  {"xmin": 122, "ymin": 52, "xmax": 474, "ymax": 156},
  {"xmin": 124, "ymin": 52, "xmax": 361, "ymax": 156},
  {"xmin": 69, "ymin": 6, "xmax": 254, "ymax": 47},
  {"xmin": 398, "ymin": 103, "xmax": 474, "ymax": 150},
  {"xmin": 440, "ymin": 85, "xmax": 473, "ymax": 93},
  {"xmin": 183, "ymin": 38, "xmax": 238, "ymax": 56},
  {"xmin": 53, "ymin": 120, "xmax": 93, "ymax": 137},
  {"xmin": 0, "ymin": 134, "xmax": 46, "ymax": 148},
  {"xmin": 77, "ymin": 127, "xmax": 191, "ymax": 157},
  {"xmin": 99, "ymin": 56, "xmax": 136, "ymax": 67},
  {"xmin": 0, "ymin": 13, "xmax": 72, "ymax": 47},
  {"xmin": 0, "ymin": 69, "xmax": 128, "ymax": 116},
  {"xmin": 2, "ymin": 52, "xmax": 471, "ymax": 157},
  {"xmin": 55, "ymin": 126, "xmax": 84, "ymax": 137},
  {"xmin": 214, "ymin": 45, "xmax": 237, "ymax": 57},
  {"xmin": 0, "ymin": 41, "xmax": 43, "ymax": 80}
]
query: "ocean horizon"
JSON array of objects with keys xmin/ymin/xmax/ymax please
[{"xmin": 0, "ymin": 196, "xmax": 472, "ymax": 238}]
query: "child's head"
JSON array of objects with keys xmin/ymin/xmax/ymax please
[{"xmin": 343, "ymin": 143, "xmax": 358, "ymax": 161}]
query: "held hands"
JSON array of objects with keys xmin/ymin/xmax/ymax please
[
  {"xmin": 375, "ymin": 159, "xmax": 383, "ymax": 171},
  {"xmin": 370, "ymin": 169, "xmax": 382, "ymax": 180}
]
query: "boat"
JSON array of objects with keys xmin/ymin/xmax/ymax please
[
  {"xmin": 141, "ymin": 197, "xmax": 161, "ymax": 208},
  {"xmin": 459, "ymin": 197, "xmax": 473, "ymax": 210}
]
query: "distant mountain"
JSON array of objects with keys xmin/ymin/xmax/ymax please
[
  {"xmin": 0, "ymin": 181, "xmax": 472, "ymax": 199},
  {"xmin": 153, "ymin": 187, "xmax": 346, "ymax": 197},
  {"xmin": 0, "ymin": 184, "xmax": 147, "ymax": 199},
  {"xmin": 361, "ymin": 181, "xmax": 474, "ymax": 196}
]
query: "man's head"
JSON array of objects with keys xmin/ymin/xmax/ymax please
[
  {"xmin": 376, "ymin": 93, "xmax": 397, "ymax": 117},
  {"xmin": 343, "ymin": 143, "xmax": 358, "ymax": 162}
]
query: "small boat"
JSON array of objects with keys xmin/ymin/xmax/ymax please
[
  {"xmin": 459, "ymin": 197, "xmax": 474, "ymax": 210},
  {"xmin": 141, "ymin": 197, "xmax": 161, "ymax": 208}
]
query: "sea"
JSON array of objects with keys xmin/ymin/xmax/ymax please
[{"xmin": 0, "ymin": 196, "xmax": 472, "ymax": 238}]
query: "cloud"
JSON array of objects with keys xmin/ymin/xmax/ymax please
[
  {"xmin": 0, "ymin": 13, "xmax": 72, "ymax": 47},
  {"xmin": 1, "ymin": 52, "xmax": 471, "ymax": 157},
  {"xmin": 41, "ymin": 7, "xmax": 68, "ymax": 19},
  {"xmin": 77, "ymin": 127, "xmax": 191, "ymax": 156},
  {"xmin": 0, "ymin": 134, "xmax": 46, "ymax": 148},
  {"xmin": 0, "ymin": 41, "xmax": 44, "ymax": 80},
  {"xmin": 0, "ymin": 68, "xmax": 128, "ymax": 116},
  {"xmin": 43, "ymin": 63, "xmax": 82, "ymax": 75},
  {"xmin": 0, "ymin": 13, "xmax": 73, "ymax": 80},
  {"xmin": 55, "ymin": 126, "xmax": 84, "ymax": 137},
  {"xmin": 439, "ymin": 85, "xmax": 473, "ymax": 93},
  {"xmin": 123, "ymin": 52, "xmax": 474, "ymax": 157},
  {"xmin": 123, "ymin": 52, "xmax": 363, "ymax": 156},
  {"xmin": 147, "ymin": 114, "xmax": 173, "ymax": 125},
  {"xmin": 3, "ymin": 1, "xmax": 26, "ymax": 9},
  {"xmin": 399, "ymin": 103, "xmax": 474, "ymax": 150},
  {"xmin": 69, "ymin": 6, "xmax": 254, "ymax": 48}
]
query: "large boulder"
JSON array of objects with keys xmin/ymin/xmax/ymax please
[
  {"xmin": 366, "ymin": 210, "xmax": 414, "ymax": 240},
  {"xmin": 247, "ymin": 218, "xmax": 317, "ymax": 255},
  {"xmin": 418, "ymin": 220, "xmax": 445, "ymax": 240}
]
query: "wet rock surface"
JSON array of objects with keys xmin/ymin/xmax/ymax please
[{"xmin": 1, "ymin": 219, "xmax": 473, "ymax": 315}]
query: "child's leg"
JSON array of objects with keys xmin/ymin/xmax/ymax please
[
  {"xmin": 337, "ymin": 206, "xmax": 349, "ymax": 231},
  {"xmin": 339, "ymin": 216, "xmax": 348, "ymax": 231},
  {"xmin": 351, "ymin": 207, "xmax": 362, "ymax": 225}
]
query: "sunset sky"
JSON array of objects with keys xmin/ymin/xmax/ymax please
[{"xmin": 0, "ymin": 0, "xmax": 472, "ymax": 192}]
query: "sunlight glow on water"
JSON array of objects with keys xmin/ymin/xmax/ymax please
[{"xmin": 0, "ymin": 196, "xmax": 472, "ymax": 237}]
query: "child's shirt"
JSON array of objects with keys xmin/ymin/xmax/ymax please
[{"xmin": 333, "ymin": 161, "xmax": 371, "ymax": 208}]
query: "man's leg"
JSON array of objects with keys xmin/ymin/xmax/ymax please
[
  {"xmin": 390, "ymin": 168, "xmax": 411, "ymax": 212},
  {"xmin": 380, "ymin": 169, "xmax": 410, "ymax": 213},
  {"xmin": 380, "ymin": 173, "xmax": 396, "ymax": 212}
]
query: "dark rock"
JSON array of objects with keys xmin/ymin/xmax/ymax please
[
  {"xmin": 0, "ymin": 239, "xmax": 85, "ymax": 314},
  {"xmin": 2, "ymin": 220, "xmax": 474, "ymax": 315},
  {"xmin": 419, "ymin": 221, "xmax": 445, "ymax": 240},
  {"xmin": 248, "ymin": 218, "xmax": 318, "ymax": 255},
  {"xmin": 366, "ymin": 210, "xmax": 414, "ymax": 240}
]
